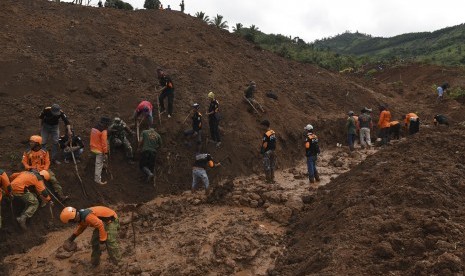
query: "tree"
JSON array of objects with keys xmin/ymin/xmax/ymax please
[
  {"xmin": 195, "ymin": 11, "xmax": 211, "ymax": 24},
  {"xmin": 249, "ymin": 25, "xmax": 260, "ymax": 33},
  {"xmin": 232, "ymin": 23, "xmax": 243, "ymax": 33},
  {"xmin": 211, "ymin": 14, "xmax": 228, "ymax": 30},
  {"xmin": 105, "ymin": 0, "xmax": 133, "ymax": 10},
  {"xmin": 144, "ymin": 0, "xmax": 160, "ymax": 9}
]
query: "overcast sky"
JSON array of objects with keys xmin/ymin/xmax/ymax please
[{"xmin": 75, "ymin": 0, "xmax": 464, "ymax": 42}]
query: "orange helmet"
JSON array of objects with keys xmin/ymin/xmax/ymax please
[
  {"xmin": 30, "ymin": 135, "xmax": 42, "ymax": 144},
  {"xmin": 60, "ymin": 207, "xmax": 77, "ymax": 223},
  {"xmin": 39, "ymin": 170, "xmax": 50, "ymax": 181}
]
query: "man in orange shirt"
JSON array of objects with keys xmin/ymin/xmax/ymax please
[
  {"xmin": 402, "ymin": 113, "xmax": 420, "ymax": 135},
  {"xmin": 90, "ymin": 117, "xmax": 111, "ymax": 185},
  {"xmin": 60, "ymin": 206, "xmax": 121, "ymax": 266},
  {"xmin": 9, "ymin": 170, "xmax": 52, "ymax": 230},
  {"xmin": 0, "ymin": 169, "xmax": 11, "ymax": 229},
  {"xmin": 377, "ymin": 105, "xmax": 391, "ymax": 145},
  {"xmin": 22, "ymin": 135, "xmax": 68, "ymax": 201}
]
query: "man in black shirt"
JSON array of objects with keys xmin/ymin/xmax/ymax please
[
  {"xmin": 434, "ymin": 114, "xmax": 449, "ymax": 126},
  {"xmin": 304, "ymin": 124, "xmax": 320, "ymax": 185},
  {"xmin": 207, "ymin": 92, "xmax": 221, "ymax": 147},
  {"xmin": 260, "ymin": 120, "xmax": 277, "ymax": 183},
  {"xmin": 184, "ymin": 103, "xmax": 203, "ymax": 152},
  {"xmin": 157, "ymin": 69, "xmax": 175, "ymax": 118},
  {"xmin": 192, "ymin": 153, "xmax": 220, "ymax": 195},
  {"xmin": 59, "ymin": 131, "xmax": 84, "ymax": 163},
  {"xmin": 39, "ymin": 104, "xmax": 72, "ymax": 164}
]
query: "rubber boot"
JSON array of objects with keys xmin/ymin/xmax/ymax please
[
  {"xmin": 309, "ymin": 178, "xmax": 315, "ymax": 184},
  {"xmin": 142, "ymin": 167, "xmax": 154, "ymax": 183},
  {"xmin": 314, "ymin": 173, "xmax": 320, "ymax": 182},
  {"xmin": 17, "ymin": 215, "xmax": 27, "ymax": 230}
]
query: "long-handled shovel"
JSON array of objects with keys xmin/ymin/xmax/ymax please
[
  {"xmin": 243, "ymin": 96, "xmax": 260, "ymax": 114},
  {"xmin": 70, "ymin": 142, "xmax": 88, "ymax": 198}
]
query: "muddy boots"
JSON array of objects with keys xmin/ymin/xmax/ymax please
[
  {"xmin": 142, "ymin": 167, "xmax": 154, "ymax": 183},
  {"xmin": 16, "ymin": 215, "xmax": 27, "ymax": 230},
  {"xmin": 314, "ymin": 173, "xmax": 320, "ymax": 182}
]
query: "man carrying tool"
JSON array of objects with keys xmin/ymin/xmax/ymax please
[
  {"xmin": 260, "ymin": 120, "xmax": 277, "ymax": 183},
  {"xmin": 132, "ymin": 100, "xmax": 154, "ymax": 128},
  {"xmin": 207, "ymin": 92, "xmax": 221, "ymax": 147},
  {"xmin": 39, "ymin": 104, "xmax": 72, "ymax": 165},
  {"xmin": 346, "ymin": 111, "xmax": 357, "ymax": 151},
  {"xmin": 8, "ymin": 170, "xmax": 52, "ymax": 230},
  {"xmin": 22, "ymin": 135, "xmax": 69, "ymax": 201},
  {"xmin": 389, "ymin": 120, "xmax": 401, "ymax": 140},
  {"xmin": 377, "ymin": 105, "xmax": 391, "ymax": 146},
  {"xmin": 60, "ymin": 206, "xmax": 121, "ymax": 267},
  {"xmin": 139, "ymin": 125, "xmax": 162, "ymax": 184},
  {"xmin": 434, "ymin": 114, "xmax": 449, "ymax": 126},
  {"xmin": 90, "ymin": 117, "xmax": 111, "ymax": 185},
  {"xmin": 156, "ymin": 68, "xmax": 175, "ymax": 118},
  {"xmin": 108, "ymin": 117, "xmax": 135, "ymax": 163},
  {"xmin": 184, "ymin": 103, "xmax": 203, "ymax": 152},
  {"xmin": 59, "ymin": 130, "xmax": 84, "ymax": 163},
  {"xmin": 192, "ymin": 153, "xmax": 221, "ymax": 195},
  {"xmin": 0, "ymin": 169, "xmax": 11, "ymax": 229},
  {"xmin": 358, "ymin": 107, "xmax": 373, "ymax": 149},
  {"xmin": 402, "ymin": 113, "xmax": 420, "ymax": 135},
  {"xmin": 244, "ymin": 81, "xmax": 264, "ymax": 113},
  {"xmin": 304, "ymin": 124, "xmax": 320, "ymax": 186}
]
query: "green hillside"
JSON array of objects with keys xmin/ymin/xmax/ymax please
[{"xmin": 313, "ymin": 24, "xmax": 465, "ymax": 66}]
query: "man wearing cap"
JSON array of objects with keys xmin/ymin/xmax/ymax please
[
  {"xmin": 184, "ymin": 103, "xmax": 203, "ymax": 152},
  {"xmin": 346, "ymin": 111, "xmax": 357, "ymax": 151},
  {"xmin": 39, "ymin": 104, "xmax": 72, "ymax": 165},
  {"xmin": 139, "ymin": 125, "xmax": 162, "ymax": 185},
  {"xmin": 156, "ymin": 69, "xmax": 175, "ymax": 118},
  {"xmin": 90, "ymin": 117, "xmax": 111, "ymax": 185},
  {"xmin": 260, "ymin": 120, "xmax": 277, "ymax": 183},
  {"xmin": 304, "ymin": 124, "xmax": 320, "ymax": 186},
  {"xmin": 358, "ymin": 107, "xmax": 373, "ymax": 149},
  {"xmin": 207, "ymin": 92, "xmax": 221, "ymax": 147}
]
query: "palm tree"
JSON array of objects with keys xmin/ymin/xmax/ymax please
[
  {"xmin": 211, "ymin": 14, "xmax": 228, "ymax": 30},
  {"xmin": 195, "ymin": 11, "xmax": 211, "ymax": 24},
  {"xmin": 249, "ymin": 24, "xmax": 260, "ymax": 32},
  {"xmin": 232, "ymin": 23, "xmax": 243, "ymax": 33}
]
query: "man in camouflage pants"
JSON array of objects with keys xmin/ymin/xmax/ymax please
[{"xmin": 108, "ymin": 117, "xmax": 135, "ymax": 163}]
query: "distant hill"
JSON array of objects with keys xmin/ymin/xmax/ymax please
[{"xmin": 313, "ymin": 24, "xmax": 465, "ymax": 66}]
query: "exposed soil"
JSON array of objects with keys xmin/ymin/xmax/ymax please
[{"xmin": 1, "ymin": 0, "xmax": 465, "ymax": 275}]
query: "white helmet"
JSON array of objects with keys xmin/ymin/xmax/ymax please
[{"xmin": 304, "ymin": 124, "xmax": 313, "ymax": 131}]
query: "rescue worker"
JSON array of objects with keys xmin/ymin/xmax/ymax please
[
  {"xmin": 60, "ymin": 206, "xmax": 121, "ymax": 266},
  {"xmin": 437, "ymin": 82, "xmax": 449, "ymax": 103},
  {"xmin": 402, "ymin": 113, "xmax": 420, "ymax": 135},
  {"xmin": 389, "ymin": 120, "xmax": 401, "ymax": 140},
  {"xmin": 192, "ymin": 153, "xmax": 221, "ymax": 195},
  {"xmin": 39, "ymin": 104, "xmax": 72, "ymax": 164},
  {"xmin": 260, "ymin": 120, "xmax": 277, "ymax": 183},
  {"xmin": 358, "ymin": 107, "xmax": 373, "ymax": 149},
  {"xmin": 207, "ymin": 92, "xmax": 221, "ymax": 147},
  {"xmin": 108, "ymin": 117, "xmax": 135, "ymax": 163},
  {"xmin": 22, "ymin": 135, "xmax": 69, "ymax": 201},
  {"xmin": 59, "ymin": 130, "xmax": 85, "ymax": 163},
  {"xmin": 90, "ymin": 117, "xmax": 111, "ymax": 185},
  {"xmin": 0, "ymin": 169, "xmax": 11, "ymax": 229},
  {"xmin": 346, "ymin": 111, "xmax": 357, "ymax": 151},
  {"xmin": 244, "ymin": 81, "xmax": 264, "ymax": 112},
  {"xmin": 304, "ymin": 124, "xmax": 320, "ymax": 185},
  {"xmin": 9, "ymin": 170, "xmax": 52, "ymax": 230},
  {"xmin": 377, "ymin": 105, "xmax": 391, "ymax": 145},
  {"xmin": 179, "ymin": 0, "xmax": 184, "ymax": 12},
  {"xmin": 157, "ymin": 69, "xmax": 175, "ymax": 118},
  {"xmin": 184, "ymin": 103, "xmax": 202, "ymax": 152},
  {"xmin": 139, "ymin": 125, "xmax": 162, "ymax": 184},
  {"xmin": 132, "ymin": 100, "xmax": 154, "ymax": 126},
  {"xmin": 434, "ymin": 114, "xmax": 449, "ymax": 126}
]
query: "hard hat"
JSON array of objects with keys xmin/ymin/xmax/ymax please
[
  {"xmin": 39, "ymin": 170, "xmax": 51, "ymax": 181},
  {"xmin": 304, "ymin": 124, "xmax": 313, "ymax": 131},
  {"xmin": 60, "ymin": 207, "xmax": 77, "ymax": 224},
  {"xmin": 30, "ymin": 135, "xmax": 43, "ymax": 144},
  {"xmin": 192, "ymin": 103, "xmax": 200, "ymax": 109},
  {"xmin": 208, "ymin": 92, "xmax": 215, "ymax": 99}
]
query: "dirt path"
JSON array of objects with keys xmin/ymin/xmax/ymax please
[{"xmin": 4, "ymin": 148, "xmax": 376, "ymax": 276}]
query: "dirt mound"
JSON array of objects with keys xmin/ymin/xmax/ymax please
[{"xmin": 273, "ymin": 126, "xmax": 465, "ymax": 275}]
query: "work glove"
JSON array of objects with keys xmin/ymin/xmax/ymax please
[
  {"xmin": 99, "ymin": 242, "xmax": 106, "ymax": 251},
  {"xmin": 49, "ymin": 201, "xmax": 54, "ymax": 207}
]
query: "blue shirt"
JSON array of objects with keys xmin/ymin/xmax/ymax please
[{"xmin": 437, "ymin": 86, "xmax": 444, "ymax": 96}]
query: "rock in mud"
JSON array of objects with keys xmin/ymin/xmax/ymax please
[
  {"xmin": 128, "ymin": 263, "xmax": 143, "ymax": 275},
  {"xmin": 433, "ymin": 252, "xmax": 463, "ymax": 273},
  {"xmin": 285, "ymin": 196, "xmax": 304, "ymax": 212},
  {"xmin": 266, "ymin": 205, "xmax": 292, "ymax": 224},
  {"xmin": 55, "ymin": 247, "xmax": 74, "ymax": 259},
  {"xmin": 373, "ymin": 241, "xmax": 395, "ymax": 259}
]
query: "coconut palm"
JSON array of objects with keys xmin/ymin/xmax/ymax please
[
  {"xmin": 249, "ymin": 24, "xmax": 260, "ymax": 32},
  {"xmin": 195, "ymin": 11, "xmax": 211, "ymax": 24},
  {"xmin": 232, "ymin": 23, "xmax": 243, "ymax": 33},
  {"xmin": 211, "ymin": 14, "xmax": 228, "ymax": 30}
]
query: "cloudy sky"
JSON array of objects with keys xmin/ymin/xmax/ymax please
[{"xmin": 76, "ymin": 0, "xmax": 464, "ymax": 42}]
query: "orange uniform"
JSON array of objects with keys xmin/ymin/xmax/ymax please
[
  {"xmin": 9, "ymin": 171, "xmax": 51, "ymax": 201},
  {"xmin": 378, "ymin": 110, "xmax": 391, "ymax": 129},
  {"xmin": 22, "ymin": 149, "xmax": 50, "ymax": 171},
  {"xmin": 0, "ymin": 170, "xmax": 11, "ymax": 202},
  {"xmin": 404, "ymin": 113, "xmax": 419, "ymax": 126},
  {"xmin": 74, "ymin": 206, "xmax": 118, "ymax": 242},
  {"xmin": 90, "ymin": 128, "xmax": 108, "ymax": 154}
]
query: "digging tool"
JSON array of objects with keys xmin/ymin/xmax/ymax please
[
  {"xmin": 70, "ymin": 142, "xmax": 88, "ymax": 198},
  {"xmin": 243, "ymin": 96, "xmax": 260, "ymax": 114},
  {"xmin": 104, "ymin": 154, "xmax": 114, "ymax": 181},
  {"xmin": 182, "ymin": 111, "xmax": 191, "ymax": 124},
  {"xmin": 155, "ymin": 89, "xmax": 162, "ymax": 126},
  {"xmin": 44, "ymin": 187, "xmax": 66, "ymax": 208},
  {"xmin": 131, "ymin": 210, "xmax": 136, "ymax": 249},
  {"xmin": 254, "ymin": 100, "xmax": 265, "ymax": 113},
  {"xmin": 49, "ymin": 203, "xmax": 54, "ymax": 220},
  {"xmin": 10, "ymin": 198, "xmax": 17, "ymax": 226},
  {"xmin": 136, "ymin": 116, "xmax": 145, "ymax": 143}
]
